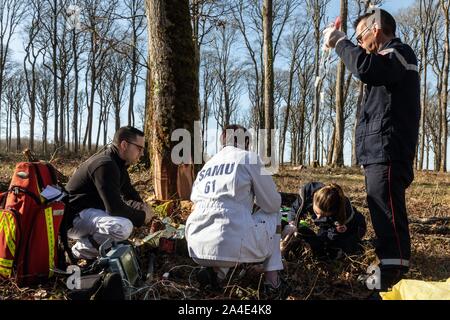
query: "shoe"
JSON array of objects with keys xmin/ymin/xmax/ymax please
[
  {"xmin": 379, "ymin": 266, "xmax": 408, "ymax": 291},
  {"xmin": 196, "ymin": 267, "xmax": 221, "ymax": 291},
  {"xmin": 261, "ymin": 276, "xmax": 291, "ymax": 300},
  {"xmin": 366, "ymin": 290, "xmax": 382, "ymax": 300}
]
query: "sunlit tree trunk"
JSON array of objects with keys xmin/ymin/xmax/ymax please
[{"xmin": 144, "ymin": 0, "xmax": 199, "ymax": 200}]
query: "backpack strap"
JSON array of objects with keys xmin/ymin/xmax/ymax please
[
  {"xmin": 41, "ymin": 163, "xmax": 78, "ymax": 265},
  {"xmin": 45, "ymin": 163, "xmax": 58, "ymax": 185},
  {"xmin": 8, "ymin": 186, "xmax": 41, "ymax": 205},
  {"xmin": 0, "ymin": 192, "xmax": 7, "ymax": 209},
  {"xmin": 59, "ymin": 215, "xmax": 78, "ymax": 265},
  {"xmin": 32, "ymin": 163, "xmax": 44, "ymax": 191}
]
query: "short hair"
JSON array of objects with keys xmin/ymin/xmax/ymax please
[
  {"xmin": 313, "ymin": 183, "xmax": 346, "ymax": 225},
  {"xmin": 220, "ymin": 124, "xmax": 251, "ymax": 150},
  {"xmin": 113, "ymin": 126, "xmax": 144, "ymax": 146},
  {"xmin": 354, "ymin": 8, "xmax": 396, "ymax": 37}
]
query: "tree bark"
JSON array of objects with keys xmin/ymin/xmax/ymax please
[
  {"xmin": 439, "ymin": 0, "xmax": 449, "ymax": 172},
  {"xmin": 263, "ymin": 0, "xmax": 274, "ymax": 160},
  {"xmin": 332, "ymin": 0, "xmax": 347, "ymax": 167},
  {"xmin": 73, "ymin": 28, "xmax": 80, "ymax": 154},
  {"xmin": 145, "ymin": 0, "xmax": 199, "ymax": 200}
]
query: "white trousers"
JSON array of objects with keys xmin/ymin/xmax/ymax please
[
  {"xmin": 193, "ymin": 210, "xmax": 283, "ymax": 279},
  {"xmin": 67, "ymin": 208, "xmax": 133, "ymax": 260}
]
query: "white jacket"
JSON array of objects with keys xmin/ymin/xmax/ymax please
[{"xmin": 186, "ymin": 146, "xmax": 281, "ymax": 263}]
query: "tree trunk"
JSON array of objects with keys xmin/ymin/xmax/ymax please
[
  {"xmin": 8, "ymin": 105, "xmax": 12, "ymax": 152},
  {"xmin": 5, "ymin": 105, "xmax": 10, "ymax": 152},
  {"xmin": 419, "ymin": 31, "xmax": 428, "ymax": 170},
  {"xmin": 144, "ymin": 0, "xmax": 199, "ymax": 200},
  {"xmin": 327, "ymin": 126, "xmax": 335, "ymax": 165},
  {"xmin": 43, "ymin": 118, "xmax": 48, "ymax": 156},
  {"xmin": 311, "ymin": 3, "xmax": 322, "ymax": 168},
  {"xmin": 263, "ymin": 0, "xmax": 274, "ymax": 160},
  {"xmin": 15, "ymin": 112, "xmax": 21, "ymax": 152},
  {"xmin": 59, "ymin": 71, "xmax": 66, "ymax": 152},
  {"xmin": 83, "ymin": 31, "xmax": 97, "ymax": 153},
  {"xmin": 280, "ymin": 55, "xmax": 297, "ymax": 166},
  {"xmin": 439, "ymin": 0, "xmax": 449, "ymax": 172},
  {"xmin": 332, "ymin": 0, "xmax": 347, "ymax": 167},
  {"xmin": 73, "ymin": 30, "xmax": 79, "ymax": 154},
  {"xmin": 128, "ymin": 13, "xmax": 138, "ymax": 126},
  {"xmin": 52, "ymin": 0, "xmax": 58, "ymax": 152}
]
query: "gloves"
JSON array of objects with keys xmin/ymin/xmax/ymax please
[
  {"xmin": 323, "ymin": 27, "xmax": 346, "ymax": 50},
  {"xmin": 144, "ymin": 204, "xmax": 155, "ymax": 224}
]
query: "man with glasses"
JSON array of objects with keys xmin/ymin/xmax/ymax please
[
  {"xmin": 66, "ymin": 126, "xmax": 154, "ymax": 260},
  {"xmin": 323, "ymin": 9, "xmax": 420, "ymax": 292}
]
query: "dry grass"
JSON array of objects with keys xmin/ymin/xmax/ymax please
[{"xmin": 0, "ymin": 158, "xmax": 448, "ymax": 300}]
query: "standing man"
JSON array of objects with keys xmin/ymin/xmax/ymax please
[
  {"xmin": 324, "ymin": 8, "xmax": 420, "ymax": 290},
  {"xmin": 66, "ymin": 126, "xmax": 154, "ymax": 260}
]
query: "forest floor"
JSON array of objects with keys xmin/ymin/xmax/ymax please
[{"xmin": 0, "ymin": 153, "xmax": 449, "ymax": 300}]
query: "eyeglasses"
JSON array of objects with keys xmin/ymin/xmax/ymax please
[
  {"xmin": 126, "ymin": 140, "xmax": 145, "ymax": 153},
  {"xmin": 356, "ymin": 25, "xmax": 371, "ymax": 44}
]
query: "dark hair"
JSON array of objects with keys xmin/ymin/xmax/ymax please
[
  {"xmin": 113, "ymin": 126, "xmax": 144, "ymax": 146},
  {"xmin": 354, "ymin": 8, "xmax": 396, "ymax": 37},
  {"xmin": 220, "ymin": 124, "xmax": 251, "ymax": 150},
  {"xmin": 313, "ymin": 183, "xmax": 346, "ymax": 225}
]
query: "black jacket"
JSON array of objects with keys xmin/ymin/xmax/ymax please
[
  {"xmin": 293, "ymin": 182, "xmax": 366, "ymax": 243},
  {"xmin": 66, "ymin": 145, "xmax": 145, "ymax": 228},
  {"xmin": 335, "ymin": 38, "xmax": 420, "ymax": 165}
]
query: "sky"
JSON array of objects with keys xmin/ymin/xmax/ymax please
[{"xmin": 7, "ymin": 0, "xmax": 449, "ymax": 169}]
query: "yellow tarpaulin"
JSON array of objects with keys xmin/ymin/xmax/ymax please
[{"xmin": 380, "ymin": 278, "xmax": 450, "ymax": 300}]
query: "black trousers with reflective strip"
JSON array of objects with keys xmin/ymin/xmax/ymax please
[{"xmin": 364, "ymin": 162, "xmax": 413, "ymax": 269}]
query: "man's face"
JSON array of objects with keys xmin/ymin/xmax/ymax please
[
  {"xmin": 123, "ymin": 135, "xmax": 145, "ymax": 165},
  {"xmin": 356, "ymin": 19, "xmax": 378, "ymax": 53}
]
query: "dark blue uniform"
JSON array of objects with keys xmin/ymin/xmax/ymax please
[
  {"xmin": 292, "ymin": 182, "xmax": 367, "ymax": 260},
  {"xmin": 335, "ymin": 37, "xmax": 420, "ymax": 271}
]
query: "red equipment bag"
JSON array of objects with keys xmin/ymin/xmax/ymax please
[{"xmin": 0, "ymin": 162, "xmax": 65, "ymax": 286}]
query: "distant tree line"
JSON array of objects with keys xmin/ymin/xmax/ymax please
[{"xmin": 0, "ymin": 0, "xmax": 448, "ymax": 172}]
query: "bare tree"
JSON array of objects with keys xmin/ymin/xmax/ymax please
[
  {"xmin": 199, "ymin": 51, "xmax": 217, "ymax": 158},
  {"xmin": 279, "ymin": 20, "xmax": 309, "ymax": 165},
  {"xmin": 144, "ymin": 0, "xmax": 199, "ymax": 200},
  {"xmin": 35, "ymin": 66, "xmax": 54, "ymax": 156},
  {"xmin": 210, "ymin": 24, "xmax": 243, "ymax": 128},
  {"xmin": 37, "ymin": 0, "xmax": 63, "ymax": 152},
  {"xmin": 104, "ymin": 51, "xmax": 129, "ymax": 133},
  {"xmin": 57, "ymin": 3, "xmax": 75, "ymax": 152},
  {"xmin": 439, "ymin": 0, "xmax": 449, "ymax": 171},
  {"xmin": 0, "ymin": 0, "xmax": 26, "ymax": 147},
  {"xmin": 232, "ymin": 0, "xmax": 299, "ymax": 149},
  {"xmin": 262, "ymin": 0, "xmax": 274, "ymax": 159},
  {"xmin": 330, "ymin": 0, "xmax": 348, "ymax": 167},
  {"xmin": 430, "ymin": 12, "xmax": 444, "ymax": 170},
  {"xmin": 306, "ymin": 0, "xmax": 330, "ymax": 167},
  {"xmin": 69, "ymin": 1, "xmax": 87, "ymax": 154},
  {"xmin": 95, "ymin": 74, "xmax": 112, "ymax": 150},
  {"xmin": 418, "ymin": 0, "xmax": 439, "ymax": 170},
  {"xmin": 3, "ymin": 70, "xmax": 25, "ymax": 152},
  {"xmin": 122, "ymin": 0, "xmax": 146, "ymax": 127},
  {"xmin": 82, "ymin": 0, "xmax": 118, "ymax": 152},
  {"xmin": 23, "ymin": 1, "xmax": 46, "ymax": 152}
]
